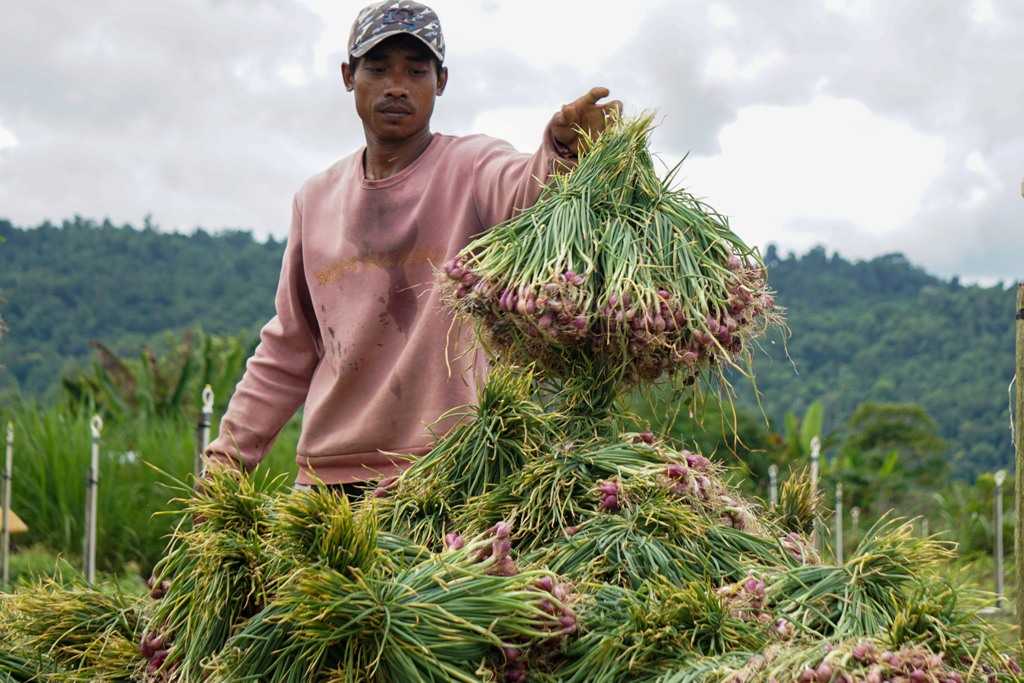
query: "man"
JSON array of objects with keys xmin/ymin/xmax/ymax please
[{"xmin": 202, "ymin": 1, "xmax": 622, "ymax": 494}]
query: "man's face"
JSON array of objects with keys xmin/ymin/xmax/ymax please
[{"xmin": 342, "ymin": 35, "xmax": 447, "ymax": 143}]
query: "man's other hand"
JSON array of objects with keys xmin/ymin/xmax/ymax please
[{"xmin": 551, "ymin": 87, "xmax": 623, "ymax": 155}]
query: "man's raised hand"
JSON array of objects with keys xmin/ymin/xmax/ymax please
[{"xmin": 551, "ymin": 87, "xmax": 624, "ymax": 155}]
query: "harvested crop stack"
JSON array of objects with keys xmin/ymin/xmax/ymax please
[
  {"xmin": 144, "ymin": 469, "xmax": 273, "ymax": 682},
  {"xmin": 209, "ymin": 525, "xmax": 572, "ymax": 682},
  {"xmin": 1, "ymin": 115, "xmax": 1018, "ymax": 682},
  {"xmin": 442, "ymin": 115, "xmax": 780, "ymax": 389},
  {"xmin": 374, "ymin": 365, "xmax": 560, "ymax": 548},
  {"xmin": 0, "ymin": 575, "xmax": 143, "ymax": 681}
]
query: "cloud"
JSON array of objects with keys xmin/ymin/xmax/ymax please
[
  {"xmin": 0, "ymin": 0, "xmax": 570, "ymax": 238},
  {"xmin": 679, "ymin": 96, "xmax": 947, "ymax": 252},
  {"xmin": 0, "ymin": 123, "xmax": 16, "ymax": 151},
  {"xmin": 0, "ymin": 0, "xmax": 1021, "ymax": 281},
  {"xmin": 607, "ymin": 0, "xmax": 1024, "ymax": 280}
]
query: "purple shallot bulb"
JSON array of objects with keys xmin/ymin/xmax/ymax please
[
  {"xmin": 852, "ymin": 643, "xmax": 872, "ymax": 663},
  {"xmin": 559, "ymin": 613, "xmax": 577, "ymax": 632},
  {"xmin": 140, "ymin": 633, "xmax": 157, "ymax": 659},
  {"xmin": 493, "ymin": 557, "xmax": 518, "ymax": 576},
  {"xmin": 492, "ymin": 538, "xmax": 512, "ymax": 559},
  {"xmin": 684, "ymin": 451, "xmax": 710, "ymax": 471},
  {"xmin": 534, "ymin": 575, "xmax": 554, "ymax": 592},
  {"xmin": 148, "ymin": 650, "xmax": 169, "ymax": 674}
]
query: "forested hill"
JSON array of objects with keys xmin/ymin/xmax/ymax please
[
  {"xmin": 0, "ymin": 217, "xmax": 1017, "ymax": 477},
  {"xmin": 752, "ymin": 245, "xmax": 1016, "ymax": 477},
  {"xmin": 0, "ymin": 217, "xmax": 281, "ymax": 393}
]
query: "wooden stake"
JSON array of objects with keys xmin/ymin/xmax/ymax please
[
  {"xmin": 1015, "ymin": 282, "xmax": 1023, "ymax": 638},
  {"xmin": 2, "ymin": 422, "xmax": 12, "ymax": 591},
  {"xmin": 834, "ymin": 482, "xmax": 844, "ymax": 564},
  {"xmin": 84, "ymin": 415, "xmax": 102, "ymax": 585},
  {"xmin": 996, "ymin": 469, "xmax": 1006, "ymax": 610},
  {"xmin": 195, "ymin": 385, "xmax": 214, "ymax": 480},
  {"xmin": 810, "ymin": 436, "xmax": 821, "ymax": 552}
]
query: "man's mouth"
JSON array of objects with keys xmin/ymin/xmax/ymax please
[{"xmin": 378, "ymin": 104, "xmax": 413, "ymax": 116}]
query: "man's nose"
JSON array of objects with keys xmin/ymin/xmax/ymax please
[{"xmin": 382, "ymin": 75, "xmax": 410, "ymax": 99}]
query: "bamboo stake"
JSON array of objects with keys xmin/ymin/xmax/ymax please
[
  {"xmin": 834, "ymin": 482, "xmax": 844, "ymax": 564},
  {"xmin": 768, "ymin": 463, "xmax": 778, "ymax": 509},
  {"xmin": 2, "ymin": 422, "xmax": 12, "ymax": 590},
  {"xmin": 810, "ymin": 435, "xmax": 821, "ymax": 551},
  {"xmin": 996, "ymin": 469, "xmax": 1006, "ymax": 610},
  {"xmin": 1015, "ymin": 282, "xmax": 1023, "ymax": 639},
  {"xmin": 195, "ymin": 385, "xmax": 214, "ymax": 480},
  {"xmin": 84, "ymin": 415, "xmax": 103, "ymax": 585}
]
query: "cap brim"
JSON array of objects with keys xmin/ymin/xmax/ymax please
[{"xmin": 349, "ymin": 29, "xmax": 444, "ymax": 64}]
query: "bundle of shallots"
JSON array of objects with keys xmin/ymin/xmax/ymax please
[{"xmin": 441, "ymin": 114, "xmax": 781, "ymax": 388}]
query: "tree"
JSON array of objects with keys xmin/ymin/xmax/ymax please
[{"xmin": 830, "ymin": 402, "xmax": 948, "ymax": 516}]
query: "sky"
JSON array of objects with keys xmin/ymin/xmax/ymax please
[{"xmin": 0, "ymin": 0, "xmax": 1021, "ymax": 283}]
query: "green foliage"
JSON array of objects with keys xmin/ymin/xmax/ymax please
[
  {"xmin": 0, "ymin": 219, "xmax": 1015, "ymax": 476},
  {"xmin": 5, "ymin": 545, "xmax": 65, "ymax": 586},
  {"xmin": 0, "ymin": 400, "xmax": 299, "ymax": 575},
  {"xmin": 59, "ymin": 328, "xmax": 256, "ymax": 423},
  {"xmin": 751, "ymin": 246, "xmax": 1016, "ymax": 478},
  {"xmin": 0, "ymin": 216, "xmax": 279, "ymax": 400},
  {"xmin": 826, "ymin": 402, "xmax": 950, "ymax": 518}
]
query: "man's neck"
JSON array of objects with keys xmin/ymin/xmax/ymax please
[{"xmin": 363, "ymin": 127, "xmax": 435, "ymax": 181}]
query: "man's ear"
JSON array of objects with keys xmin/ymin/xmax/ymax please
[
  {"xmin": 341, "ymin": 62, "xmax": 355, "ymax": 92},
  {"xmin": 436, "ymin": 66, "xmax": 448, "ymax": 96}
]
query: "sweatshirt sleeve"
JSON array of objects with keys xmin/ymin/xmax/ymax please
[
  {"xmin": 204, "ymin": 192, "xmax": 321, "ymax": 472},
  {"xmin": 472, "ymin": 115, "xmax": 577, "ymax": 229}
]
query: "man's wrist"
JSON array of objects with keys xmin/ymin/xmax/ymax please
[{"xmin": 549, "ymin": 130, "xmax": 577, "ymax": 160}]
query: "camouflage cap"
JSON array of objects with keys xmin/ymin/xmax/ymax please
[{"xmin": 348, "ymin": 1, "xmax": 445, "ymax": 64}]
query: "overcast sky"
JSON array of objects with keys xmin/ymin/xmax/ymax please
[{"xmin": 1, "ymin": 0, "xmax": 1021, "ymax": 283}]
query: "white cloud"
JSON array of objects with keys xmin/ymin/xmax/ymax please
[
  {"xmin": 468, "ymin": 106, "xmax": 554, "ymax": 153},
  {"xmin": 708, "ymin": 3, "xmax": 738, "ymax": 29},
  {"xmin": 296, "ymin": 0, "xmax": 650, "ymax": 75},
  {"xmin": 965, "ymin": 150, "xmax": 999, "ymax": 185},
  {"xmin": 0, "ymin": 124, "xmax": 17, "ymax": 151},
  {"xmin": 2, "ymin": 0, "xmax": 1023, "ymax": 281},
  {"xmin": 704, "ymin": 48, "xmax": 784, "ymax": 84},
  {"xmin": 679, "ymin": 96, "xmax": 946, "ymax": 251},
  {"xmin": 971, "ymin": 0, "xmax": 997, "ymax": 23}
]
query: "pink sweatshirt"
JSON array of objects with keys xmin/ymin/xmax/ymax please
[{"xmin": 205, "ymin": 120, "xmax": 573, "ymax": 484}]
